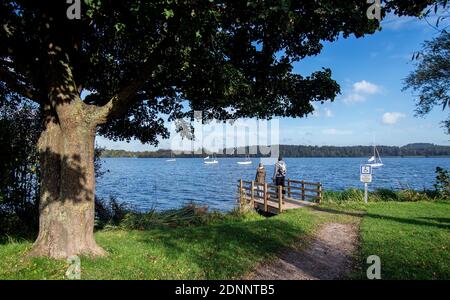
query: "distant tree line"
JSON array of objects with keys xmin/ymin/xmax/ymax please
[{"xmin": 101, "ymin": 143, "xmax": 450, "ymax": 158}]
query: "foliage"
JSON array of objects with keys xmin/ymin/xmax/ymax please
[
  {"xmin": 0, "ymin": 1, "xmax": 439, "ymax": 145},
  {"xmin": 96, "ymin": 201, "xmax": 244, "ymax": 231},
  {"xmin": 322, "ymin": 188, "xmax": 437, "ymax": 203},
  {"xmin": 0, "ymin": 103, "xmax": 40, "ymax": 238},
  {"xmin": 434, "ymin": 166, "xmax": 450, "ymax": 198},
  {"xmin": 94, "ymin": 196, "xmax": 132, "ymax": 230},
  {"xmin": 403, "ymin": 31, "xmax": 450, "ymax": 134}
]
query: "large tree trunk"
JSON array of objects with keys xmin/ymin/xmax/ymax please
[{"xmin": 28, "ymin": 104, "xmax": 106, "ymax": 259}]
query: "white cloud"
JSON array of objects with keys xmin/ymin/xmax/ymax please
[
  {"xmin": 343, "ymin": 80, "xmax": 382, "ymax": 103},
  {"xmin": 353, "ymin": 80, "xmax": 381, "ymax": 94},
  {"xmin": 324, "ymin": 108, "xmax": 333, "ymax": 118},
  {"xmin": 321, "ymin": 128, "xmax": 353, "ymax": 135},
  {"xmin": 382, "ymin": 112, "xmax": 405, "ymax": 125}
]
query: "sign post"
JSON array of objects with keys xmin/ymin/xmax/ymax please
[{"xmin": 360, "ymin": 165, "xmax": 373, "ymax": 203}]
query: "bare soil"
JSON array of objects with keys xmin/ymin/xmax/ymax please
[{"xmin": 245, "ymin": 223, "xmax": 359, "ymax": 280}]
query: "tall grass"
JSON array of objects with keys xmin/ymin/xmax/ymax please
[
  {"xmin": 95, "ymin": 197, "xmax": 246, "ymax": 231},
  {"xmin": 322, "ymin": 188, "xmax": 437, "ymax": 204}
]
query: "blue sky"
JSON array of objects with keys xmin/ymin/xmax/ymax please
[{"xmin": 97, "ymin": 14, "xmax": 449, "ymax": 151}]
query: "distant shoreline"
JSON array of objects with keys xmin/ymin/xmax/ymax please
[
  {"xmin": 101, "ymin": 155, "xmax": 450, "ymax": 159},
  {"xmin": 100, "ymin": 143, "xmax": 450, "ymax": 158}
]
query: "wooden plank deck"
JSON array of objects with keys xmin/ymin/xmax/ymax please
[
  {"xmin": 252, "ymin": 197, "xmax": 317, "ymax": 214},
  {"xmin": 238, "ymin": 178, "xmax": 322, "ymax": 215}
]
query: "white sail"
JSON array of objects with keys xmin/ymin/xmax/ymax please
[
  {"xmin": 367, "ymin": 145, "xmax": 383, "ymax": 168},
  {"xmin": 204, "ymin": 154, "xmax": 218, "ymax": 164}
]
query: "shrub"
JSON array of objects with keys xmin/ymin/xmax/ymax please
[
  {"xmin": 434, "ymin": 167, "xmax": 450, "ymax": 199},
  {"xmin": 116, "ymin": 202, "xmax": 251, "ymax": 230},
  {"xmin": 95, "ymin": 196, "xmax": 132, "ymax": 229},
  {"xmin": 323, "ymin": 189, "xmax": 365, "ymax": 203},
  {"xmin": 372, "ymin": 188, "xmax": 399, "ymax": 201}
]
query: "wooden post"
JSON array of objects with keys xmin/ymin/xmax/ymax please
[
  {"xmin": 287, "ymin": 179, "xmax": 291, "ymax": 199},
  {"xmin": 318, "ymin": 183, "xmax": 323, "ymax": 204},
  {"xmin": 239, "ymin": 179, "xmax": 243, "ymax": 206},
  {"xmin": 318, "ymin": 183, "xmax": 322, "ymax": 204},
  {"xmin": 250, "ymin": 180, "xmax": 255, "ymax": 207},
  {"xmin": 264, "ymin": 183, "xmax": 268, "ymax": 212},
  {"xmin": 278, "ymin": 185, "xmax": 283, "ymax": 213},
  {"xmin": 301, "ymin": 180, "xmax": 305, "ymax": 201}
]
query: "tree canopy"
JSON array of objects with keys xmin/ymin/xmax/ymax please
[
  {"xmin": 403, "ymin": 31, "xmax": 450, "ymax": 134},
  {"xmin": 0, "ymin": 0, "xmax": 441, "ymax": 144}
]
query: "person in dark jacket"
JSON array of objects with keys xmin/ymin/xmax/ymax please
[{"xmin": 273, "ymin": 156, "xmax": 287, "ymax": 194}]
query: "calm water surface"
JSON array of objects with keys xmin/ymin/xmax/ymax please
[{"xmin": 96, "ymin": 157, "xmax": 449, "ymax": 211}]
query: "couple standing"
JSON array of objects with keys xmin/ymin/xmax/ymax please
[{"xmin": 255, "ymin": 156, "xmax": 287, "ymax": 195}]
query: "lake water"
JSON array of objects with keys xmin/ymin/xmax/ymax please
[{"xmin": 97, "ymin": 157, "xmax": 449, "ymax": 212}]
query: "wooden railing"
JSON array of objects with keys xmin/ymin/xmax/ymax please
[{"xmin": 238, "ymin": 179, "xmax": 322, "ymax": 214}]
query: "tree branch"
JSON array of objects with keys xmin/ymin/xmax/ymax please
[
  {"xmin": 0, "ymin": 67, "xmax": 40, "ymax": 103},
  {"xmin": 94, "ymin": 79, "xmax": 146, "ymax": 124},
  {"xmin": 93, "ymin": 37, "xmax": 172, "ymax": 125}
]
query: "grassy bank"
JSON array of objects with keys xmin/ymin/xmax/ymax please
[
  {"xmin": 0, "ymin": 198, "xmax": 448, "ymax": 279},
  {"xmin": 0, "ymin": 207, "xmax": 339, "ymax": 279}
]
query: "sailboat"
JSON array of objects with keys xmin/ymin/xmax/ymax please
[
  {"xmin": 367, "ymin": 145, "xmax": 383, "ymax": 168},
  {"xmin": 204, "ymin": 154, "xmax": 218, "ymax": 164},
  {"xmin": 166, "ymin": 152, "xmax": 176, "ymax": 162},
  {"xmin": 237, "ymin": 155, "xmax": 252, "ymax": 165}
]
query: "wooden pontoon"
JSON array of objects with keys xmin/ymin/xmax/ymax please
[{"xmin": 238, "ymin": 179, "xmax": 322, "ymax": 214}]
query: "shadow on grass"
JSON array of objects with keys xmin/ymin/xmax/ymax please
[
  {"xmin": 136, "ymin": 217, "xmax": 310, "ymax": 279},
  {"xmin": 311, "ymin": 207, "xmax": 450, "ymax": 230}
]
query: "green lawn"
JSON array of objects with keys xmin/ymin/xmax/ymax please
[
  {"xmin": 358, "ymin": 200, "xmax": 450, "ymax": 280},
  {"xmin": 0, "ymin": 200, "xmax": 448, "ymax": 280},
  {"xmin": 0, "ymin": 208, "xmax": 334, "ymax": 279}
]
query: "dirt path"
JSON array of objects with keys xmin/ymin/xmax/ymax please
[{"xmin": 246, "ymin": 223, "xmax": 359, "ymax": 280}]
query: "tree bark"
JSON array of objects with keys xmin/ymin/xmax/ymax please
[{"xmin": 28, "ymin": 104, "xmax": 106, "ymax": 259}]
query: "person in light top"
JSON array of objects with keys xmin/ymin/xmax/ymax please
[{"xmin": 273, "ymin": 156, "xmax": 287, "ymax": 194}]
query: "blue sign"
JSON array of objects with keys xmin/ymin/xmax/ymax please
[{"xmin": 360, "ymin": 165, "xmax": 372, "ymax": 175}]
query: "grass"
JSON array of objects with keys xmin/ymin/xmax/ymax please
[
  {"xmin": 0, "ymin": 198, "xmax": 448, "ymax": 280},
  {"xmin": 316, "ymin": 199, "xmax": 450, "ymax": 279},
  {"xmin": 357, "ymin": 200, "xmax": 450, "ymax": 279},
  {"xmin": 0, "ymin": 208, "xmax": 328, "ymax": 279}
]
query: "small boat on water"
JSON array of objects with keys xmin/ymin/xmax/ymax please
[
  {"xmin": 204, "ymin": 154, "xmax": 218, "ymax": 164},
  {"xmin": 367, "ymin": 145, "xmax": 383, "ymax": 168},
  {"xmin": 237, "ymin": 155, "xmax": 252, "ymax": 165},
  {"xmin": 166, "ymin": 152, "xmax": 176, "ymax": 162}
]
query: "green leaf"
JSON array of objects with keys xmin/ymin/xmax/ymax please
[
  {"xmin": 114, "ymin": 23, "xmax": 126, "ymax": 32},
  {"xmin": 163, "ymin": 8, "xmax": 174, "ymax": 19}
]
